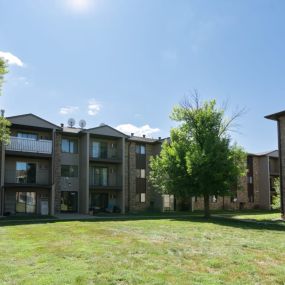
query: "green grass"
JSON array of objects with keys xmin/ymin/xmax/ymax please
[{"xmin": 0, "ymin": 213, "xmax": 284, "ymax": 285}]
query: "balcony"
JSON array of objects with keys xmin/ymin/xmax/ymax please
[
  {"xmin": 89, "ymin": 153, "xmax": 122, "ymax": 163},
  {"xmin": 89, "ymin": 177, "xmax": 122, "ymax": 190},
  {"xmin": 6, "ymin": 136, "xmax": 52, "ymax": 155}
]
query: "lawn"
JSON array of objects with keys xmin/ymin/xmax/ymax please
[{"xmin": 0, "ymin": 214, "xmax": 285, "ymax": 285}]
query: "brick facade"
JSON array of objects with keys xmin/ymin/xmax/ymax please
[{"xmin": 54, "ymin": 132, "xmax": 62, "ymax": 213}]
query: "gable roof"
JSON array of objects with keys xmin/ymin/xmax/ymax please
[
  {"xmin": 248, "ymin": 150, "xmax": 279, "ymax": 158},
  {"xmin": 7, "ymin": 113, "xmax": 61, "ymax": 130},
  {"xmin": 265, "ymin": 110, "xmax": 285, "ymax": 121},
  {"xmin": 87, "ymin": 124, "xmax": 128, "ymax": 138}
]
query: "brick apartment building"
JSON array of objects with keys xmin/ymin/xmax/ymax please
[
  {"xmin": 0, "ymin": 113, "xmax": 279, "ymax": 216},
  {"xmin": 193, "ymin": 150, "xmax": 279, "ymax": 211},
  {"xmin": 265, "ymin": 110, "xmax": 285, "ymax": 219},
  {"xmin": 0, "ymin": 114, "xmax": 168, "ymax": 216}
]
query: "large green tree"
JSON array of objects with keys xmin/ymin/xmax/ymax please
[
  {"xmin": 150, "ymin": 95, "xmax": 246, "ymax": 217},
  {"xmin": 0, "ymin": 58, "xmax": 11, "ymax": 143}
]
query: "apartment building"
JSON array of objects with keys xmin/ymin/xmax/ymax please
[
  {"xmin": 0, "ymin": 114, "xmax": 167, "ymax": 216},
  {"xmin": 265, "ymin": 110, "xmax": 285, "ymax": 219},
  {"xmin": 193, "ymin": 151, "xmax": 280, "ymax": 211}
]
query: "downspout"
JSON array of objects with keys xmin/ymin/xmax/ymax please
[{"xmin": 277, "ymin": 120, "xmax": 284, "ymax": 217}]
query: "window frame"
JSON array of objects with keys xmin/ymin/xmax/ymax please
[
  {"xmin": 61, "ymin": 165, "xmax": 79, "ymax": 178},
  {"xmin": 136, "ymin": 144, "xmax": 146, "ymax": 155},
  {"xmin": 16, "ymin": 162, "xmax": 36, "ymax": 184},
  {"xmin": 136, "ymin": 169, "xmax": 146, "ymax": 179},
  {"xmin": 61, "ymin": 138, "xmax": 78, "ymax": 153},
  {"xmin": 16, "ymin": 192, "xmax": 36, "ymax": 214}
]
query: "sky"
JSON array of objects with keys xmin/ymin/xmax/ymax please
[{"xmin": 0, "ymin": 0, "xmax": 285, "ymax": 153}]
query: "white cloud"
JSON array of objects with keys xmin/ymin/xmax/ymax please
[
  {"xmin": 63, "ymin": 0, "xmax": 96, "ymax": 14},
  {"xmin": 59, "ymin": 106, "xmax": 79, "ymax": 115},
  {"xmin": 116, "ymin": 124, "xmax": 160, "ymax": 137},
  {"xmin": 88, "ymin": 99, "xmax": 101, "ymax": 116},
  {"xmin": 0, "ymin": 51, "xmax": 24, "ymax": 67}
]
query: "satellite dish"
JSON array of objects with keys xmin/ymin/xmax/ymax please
[
  {"xmin": 79, "ymin": 119, "xmax": 86, "ymax": 129},
  {"xmin": 67, "ymin": 118, "xmax": 76, "ymax": 128}
]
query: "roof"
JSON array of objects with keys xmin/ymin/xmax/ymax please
[
  {"xmin": 248, "ymin": 150, "xmax": 279, "ymax": 158},
  {"xmin": 265, "ymin": 110, "xmax": 285, "ymax": 121},
  {"xmin": 62, "ymin": 127, "xmax": 82, "ymax": 134},
  {"xmin": 6, "ymin": 113, "xmax": 61, "ymax": 130},
  {"xmin": 88, "ymin": 124, "xmax": 128, "ymax": 138},
  {"xmin": 127, "ymin": 136, "xmax": 163, "ymax": 143}
]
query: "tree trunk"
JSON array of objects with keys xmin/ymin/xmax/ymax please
[{"xmin": 204, "ymin": 194, "xmax": 210, "ymax": 218}]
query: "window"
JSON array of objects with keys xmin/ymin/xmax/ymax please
[
  {"xmin": 90, "ymin": 167, "xmax": 108, "ymax": 186},
  {"xmin": 17, "ymin": 132, "xmax": 38, "ymax": 140},
  {"xmin": 140, "ymin": 193, "xmax": 146, "ymax": 203},
  {"xmin": 136, "ymin": 144, "xmax": 146, "ymax": 155},
  {"xmin": 211, "ymin": 195, "xmax": 217, "ymax": 203},
  {"xmin": 136, "ymin": 169, "xmax": 146, "ymax": 178},
  {"xmin": 16, "ymin": 192, "xmax": 36, "ymax": 213},
  {"xmin": 61, "ymin": 165, "xmax": 78, "ymax": 177},
  {"xmin": 136, "ymin": 193, "xmax": 146, "ymax": 203},
  {"xmin": 92, "ymin": 141, "xmax": 108, "ymax": 158},
  {"xmin": 16, "ymin": 162, "xmax": 36, "ymax": 184},
  {"xmin": 61, "ymin": 138, "xmax": 78, "ymax": 153}
]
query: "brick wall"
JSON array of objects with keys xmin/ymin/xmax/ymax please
[{"xmin": 54, "ymin": 132, "xmax": 62, "ymax": 213}]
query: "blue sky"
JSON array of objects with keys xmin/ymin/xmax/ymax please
[{"xmin": 0, "ymin": 0, "xmax": 284, "ymax": 153}]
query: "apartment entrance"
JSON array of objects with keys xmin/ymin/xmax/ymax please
[{"xmin": 90, "ymin": 192, "xmax": 108, "ymax": 211}]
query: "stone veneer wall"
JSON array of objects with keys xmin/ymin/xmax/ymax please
[
  {"xmin": 54, "ymin": 132, "xmax": 62, "ymax": 213},
  {"xmin": 279, "ymin": 117, "xmax": 285, "ymax": 219}
]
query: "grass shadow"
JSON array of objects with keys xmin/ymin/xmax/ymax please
[{"xmin": 0, "ymin": 211, "xmax": 284, "ymax": 232}]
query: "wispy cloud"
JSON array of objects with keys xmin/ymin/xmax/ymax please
[
  {"xmin": 59, "ymin": 106, "xmax": 79, "ymax": 115},
  {"xmin": 88, "ymin": 99, "xmax": 101, "ymax": 116},
  {"xmin": 116, "ymin": 124, "xmax": 160, "ymax": 137},
  {"xmin": 0, "ymin": 51, "xmax": 24, "ymax": 67},
  {"xmin": 63, "ymin": 0, "xmax": 96, "ymax": 14}
]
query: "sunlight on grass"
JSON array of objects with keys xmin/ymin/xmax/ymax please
[{"xmin": 0, "ymin": 216, "xmax": 284, "ymax": 284}]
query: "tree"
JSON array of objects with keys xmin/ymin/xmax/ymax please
[
  {"xmin": 149, "ymin": 94, "xmax": 246, "ymax": 218},
  {"xmin": 0, "ymin": 58, "xmax": 11, "ymax": 143},
  {"xmin": 272, "ymin": 177, "xmax": 281, "ymax": 210}
]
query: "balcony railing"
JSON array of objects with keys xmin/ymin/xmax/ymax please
[
  {"xmin": 6, "ymin": 136, "xmax": 52, "ymax": 154},
  {"xmin": 89, "ymin": 153, "xmax": 121, "ymax": 161}
]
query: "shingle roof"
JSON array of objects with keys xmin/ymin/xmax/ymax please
[{"xmin": 127, "ymin": 136, "xmax": 166, "ymax": 143}]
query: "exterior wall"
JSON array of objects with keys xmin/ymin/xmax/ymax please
[
  {"xmin": 128, "ymin": 141, "xmax": 163, "ymax": 212},
  {"xmin": 4, "ymin": 156, "xmax": 51, "ymax": 185},
  {"xmin": 54, "ymin": 132, "xmax": 62, "ymax": 213},
  {"xmin": 194, "ymin": 196, "xmax": 239, "ymax": 211},
  {"xmin": 4, "ymin": 188, "xmax": 50, "ymax": 215},
  {"xmin": 79, "ymin": 133, "xmax": 89, "ymax": 214},
  {"xmin": 258, "ymin": 156, "xmax": 271, "ymax": 209},
  {"xmin": 279, "ymin": 117, "xmax": 285, "ymax": 219},
  {"xmin": 60, "ymin": 137, "xmax": 80, "ymax": 193},
  {"xmin": 193, "ymin": 155, "xmax": 274, "ymax": 211}
]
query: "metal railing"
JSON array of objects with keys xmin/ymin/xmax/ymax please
[{"xmin": 6, "ymin": 136, "xmax": 52, "ymax": 154}]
